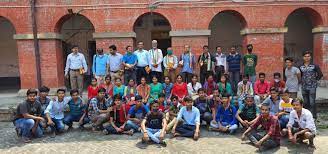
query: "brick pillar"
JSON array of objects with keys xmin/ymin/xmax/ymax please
[
  {"xmin": 313, "ymin": 27, "xmax": 328, "ymax": 86},
  {"xmin": 93, "ymin": 32, "xmax": 136, "ymax": 54},
  {"xmin": 241, "ymin": 28, "xmax": 287, "ymax": 79}
]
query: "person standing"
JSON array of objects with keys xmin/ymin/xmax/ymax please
[
  {"xmin": 134, "ymin": 41, "xmax": 150, "ymax": 84},
  {"xmin": 92, "ymin": 48, "xmax": 108, "ymax": 85},
  {"xmin": 107, "ymin": 45, "xmax": 123, "ymax": 82},
  {"xmin": 226, "ymin": 46, "xmax": 242, "ymax": 93},
  {"xmin": 214, "ymin": 46, "xmax": 227, "ymax": 82},
  {"xmin": 299, "ymin": 51, "xmax": 323, "ymax": 120},
  {"xmin": 163, "ymin": 47, "xmax": 178, "ymax": 83},
  {"xmin": 64, "ymin": 45, "xmax": 88, "ymax": 94},
  {"xmin": 122, "ymin": 45, "xmax": 138, "ymax": 85},
  {"xmin": 284, "ymin": 57, "xmax": 301, "ymax": 99},
  {"xmin": 243, "ymin": 44, "xmax": 258, "ymax": 85},
  {"xmin": 179, "ymin": 45, "xmax": 196, "ymax": 83},
  {"xmin": 198, "ymin": 45, "xmax": 215, "ymax": 84},
  {"xmin": 149, "ymin": 40, "xmax": 164, "ymax": 83}
]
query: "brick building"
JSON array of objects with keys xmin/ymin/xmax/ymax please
[{"xmin": 0, "ymin": 0, "xmax": 327, "ymax": 94}]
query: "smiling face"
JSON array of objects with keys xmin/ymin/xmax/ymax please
[
  {"xmin": 57, "ymin": 91, "xmax": 65, "ymax": 100},
  {"xmin": 176, "ymin": 75, "xmax": 183, "ymax": 83}
]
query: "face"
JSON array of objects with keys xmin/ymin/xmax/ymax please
[
  {"xmin": 243, "ymin": 77, "xmax": 249, "ymax": 84},
  {"xmin": 220, "ymin": 76, "xmax": 226, "ymax": 83},
  {"xmin": 97, "ymin": 49, "xmax": 103, "ymax": 55},
  {"xmin": 213, "ymin": 89, "xmax": 219, "ymax": 96},
  {"xmin": 158, "ymin": 97, "xmax": 165, "ymax": 103},
  {"xmin": 192, "ymin": 76, "xmax": 197, "ymax": 83},
  {"xmin": 115, "ymin": 79, "xmax": 121, "ymax": 86},
  {"xmin": 98, "ymin": 91, "xmax": 106, "ymax": 99},
  {"xmin": 138, "ymin": 42, "xmax": 144, "ymax": 49},
  {"xmin": 221, "ymin": 97, "xmax": 230, "ymax": 106},
  {"xmin": 303, "ymin": 53, "xmax": 311, "ymax": 62},
  {"xmin": 184, "ymin": 45, "xmax": 190, "ymax": 52},
  {"xmin": 281, "ymin": 93, "xmax": 289, "ymax": 102},
  {"xmin": 292, "ymin": 101, "xmax": 302, "ymax": 112},
  {"xmin": 109, "ymin": 48, "xmax": 116, "ymax": 54},
  {"xmin": 105, "ymin": 77, "xmax": 111, "ymax": 84},
  {"xmin": 129, "ymin": 80, "xmax": 135, "ymax": 86},
  {"xmin": 186, "ymin": 100, "xmax": 193, "ymax": 108},
  {"xmin": 270, "ymin": 90, "xmax": 278, "ymax": 99},
  {"xmin": 57, "ymin": 91, "xmax": 65, "ymax": 100},
  {"xmin": 127, "ymin": 46, "xmax": 133, "ymax": 52},
  {"xmin": 245, "ymin": 98, "xmax": 254, "ymax": 106},
  {"xmin": 71, "ymin": 92, "xmax": 79, "ymax": 100},
  {"xmin": 152, "ymin": 77, "xmax": 158, "ymax": 83},
  {"xmin": 285, "ymin": 60, "xmax": 293, "ymax": 68},
  {"xmin": 39, "ymin": 91, "xmax": 48, "ymax": 98},
  {"xmin": 261, "ymin": 105, "xmax": 270, "ymax": 117},
  {"xmin": 141, "ymin": 78, "xmax": 146, "ymax": 85},
  {"xmin": 207, "ymin": 76, "xmax": 214, "ymax": 82},
  {"xmin": 136, "ymin": 99, "xmax": 142, "ymax": 107},
  {"xmin": 27, "ymin": 93, "xmax": 37, "ymax": 102},
  {"xmin": 230, "ymin": 47, "xmax": 236, "ymax": 53},
  {"xmin": 152, "ymin": 41, "xmax": 157, "ymax": 48},
  {"xmin": 216, "ymin": 47, "xmax": 222, "ymax": 53},
  {"xmin": 259, "ymin": 75, "xmax": 265, "ymax": 82},
  {"xmin": 91, "ymin": 79, "xmax": 97, "ymax": 86},
  {"xmin": 199, "ymin": 90, "xmax": 206, "ymax": 98},
  {"xmin": 164, "ymin": 77, "xmax": 170, "ymax": 83},
  {"xmin": 151, "ymin": 103, "xmax": 159, "ymax": 112},
  {"xmin": 114, "ymin": 99, "xmax": 121, "ymax": 106},
  {"xmin": 203, "ymin": 47, "xmax": 208, "ymax": 53},
  {"xmin": 274, "ymin": 75, "xmax": 280, "ymax": 82},
  {"xmin": 177, "ymin": 76, "xmax": 182, "ymax": 83},
  {"xmin": 172, "ymin": 98, "xmax": 178, "ymax": 105},
  {"xmin": 72, "ymin": 47, "xmax": 78, "ymax": 53}
]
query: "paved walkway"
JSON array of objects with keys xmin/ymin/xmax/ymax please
[{"xmin": 0, "ymin": 122, "xmax": 327, "ymax": 154}]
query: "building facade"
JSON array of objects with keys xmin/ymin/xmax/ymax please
[{"xmin": 0, "ymin": 0, "xmax": 327, "ymax": 93}]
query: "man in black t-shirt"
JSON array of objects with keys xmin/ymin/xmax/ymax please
[
  {"xmin": 14, "ymin": 89, "xmax": 45, "ymax": 143},
  {"xmin": 141, "ymin": 101, "xmax": 167, "ymax": 146}
]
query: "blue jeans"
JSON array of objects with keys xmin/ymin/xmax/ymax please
[
  {"xmin": 229, "ymin": 71, "xmax": 240, "ymax": 93},
  {"xmin": 145, "ymin": 128, "xmax": 162, "ymax": 144},
  {"xmin": 210, "ymin": 122, "xmax": 238, "ymax": 134},
  {"xmin": 15, "ymin": 118, "xmax": 43, "ymax": 138},
  {"xmin": 126, "ymin": 120, "xmax": 140, "ymax": 131},
  {"xmin": 104, "ymin": 123, "xmax": 132, "ymax": 134},
  {"xmin": 176, "ymin": 124, "xmax": 196, "ymax": 137},
  {"xmin": 279, "ymin": 115, "xmax": 289, "ymax": 129},
  {"xmin": 302, "ymin": 88, "xmax": 317, "ymax": 119},
  {"xmin": 50, "ymin": 118, "xmax": 65, "ymax": 133},
  {"xmin": 63, "ymin": 114, "xmax": 90, "ymax": 127}
]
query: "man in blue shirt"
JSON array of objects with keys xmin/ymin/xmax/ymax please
[
  {"xmin": 64, "ymin": 45, "xmax": 88, "ymax": 95},
  {"xmin": 108, "ymin": 45, "xmax": 123, "ymax": 82},
  {"xmin": 210, "ymin": 93, "xmax": 238, "ymax": 134},
  {"xmin": 172, "ymin": 96, "xmax": 200, "ymax": 141},
  {"xmin": 44, "ymin": 89, "xmax": 67, "ymax": 138},
  {"xmin": 134, "ymin": 41, "xmax": 150, "ymax": 84},
  {"xmin": 180, "ymin": 45, "xmax": 196, "ymax": 83},
  {"xmin": 226, "ymin": 46, "xmax": 242, "ymax": 93},
  {"xmin": 92, "ymin": 48, "xmax": 108, "ymax": 85},
  {"xmin": 262, "ymin": 87, "xmax": 281, "ymax": 116},
  {"xmin": 126, "ymin": 95, "xmax": 150, "ymax": 134},
  {"xmin": 122, "ymin": 45, "xmax": 137, "ymax": 85}
]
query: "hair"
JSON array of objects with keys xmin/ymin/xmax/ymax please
[
  {"xmin": 135, "ymin": 95, "xmax": 143, "ymax": 101},
  {"xmin": 115, "ymin": 78, "xmax": 121, "ymax": 81},
  {"xmin": 216, "ymin": 46, "xmax": 221, "ymax": 50},
  {"xmin": 221, "ymin": 92, "xmax": 231, "ymax": 98},
  {"xmin": 39, "ymin": 86, "xmax": 50, "ymax": 93},
  {"xmin": 183, "ymin": 96, "xmax": 193, "ymax": 102},
  {"xmin": 203, "ymin": 45, "xmax": 209, "ymax": 49},
  {"xmin": 230, "ymin": 45, "xmax": 236, "ymax": 49},
  {"xmin": 247, "ymin": 44, "xmax": 253, "ymax": 49},
  {"xmin": 57, "ymin": 88, "xmax": 66, "ymax": 93},
  {"xmin": 152, "ymin": 75, "xmax": 158, "ymax": 80},
  {"xmin": 259, "ymin": 72, "xmax": 266, "ymax": 77},
  {"xmin": 197, "ymin": 88, "xmax": 205, "ymax": 93},
  {"xmin": 192, "ymin": 74, "xmax": 198, "ymax": 78},
  {"xmin": 109, "ymin": 45, "xmax": 117, "ymax": 50},
  {"xmin": 291, "ymin": 98, "xmax": 304, "ymax": 105},
  {"xmin": 242, "ymin": 74, "xmax": 249, "ymax": 79},
  {"xmin": 176, "ymin": 74, "xmax": 183, "ymax": 79},
  {"xmin": 206, "ymin": 73, "xmax": 214, "ymax": 79},
  {"xmin": 113, "ymin": 94, "xmax": 121, "ymax": 101},
  {"xmin": 91, "ymin": 78, "xmax": 97, "ymax": 82},
  {"xmin": 71, "ymin": 45, "xmax": 79, "ymax": 49},
  {"xmin": 158, "ymin": 93, "xmax": 166, "ymax": 98},
  {"xmin": 96, "ymin": 48, "xmax": 103, "ymax": 53},
  {"xmin": 98, "ymin": 87, "xmax": 106, "ymax": 93},
  {"xmin": 282, "ymin": 89, "xmax": 289, "ymax": 94},
  {"xmin": 141, "ymin": 76, "xmax": 147, "ymax": 81},
  {"xmin": 285, "ymin": 57, "xmax": 294, "ymax": 62},
  {"xmin": 137, "ymin": 41, "xmax": 143, "ymax": 45},
  {"xmin": 150, "ymin": 100, "xmax": 159, "ymax": 109},
  {"xmin": 164, "ymin": 76, "xmax": 171, "ymax": 81},
  {"xmin": 171, "ymin": 95, "xmax": 178, "ymax": 101},
  {"xmin": 270, "ymin": 87, "xmax": 279, "ymax": 93},
  {"xmin": 26, "ymin": 88, "xmax": 38, "ymax": 96},
  {"xmin": 261, "ymin": 103, "xmax": 270, "ymax": 109},
  {"xmin": 273, "ymin": 72, "xmax": 281, "ymax": 78},
  {"xmin": 128, "ymin": 78, "xmax": 135, "ymax": 82},
  {"xmin": 126, "ymin": 45, "xmax": 132, "ymax": 50},
  {"xmin": 303, "ymin": 51, "xmax": 312, "ymax": 56},
  {"xmin": 70, "ymin": 89, "xmax": 79, "ymax": 95},
  {"xmin": 105, "ymin": 75, "xmax": 111, "ymax": 80}
]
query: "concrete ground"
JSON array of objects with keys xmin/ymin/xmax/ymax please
[{"xmin": 0, "ymin": 122, "xmax": 327, "ymax": 154}]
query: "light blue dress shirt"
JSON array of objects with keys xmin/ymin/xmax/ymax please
[
  {"xmin": 134, "ymin": 49, "xmax": 149, "ymax": 67},
  {"xmin": 107, "ymin": 53, "xmax": 123, "ymax": 72},
  {"xmin": 44, "ymin": 98, "xmax": 70, "ymax": 119},
  {"xmin": 177, "ymin": 106, "xmax": 200, "ymax": 125},
  {"xmin": 64, "ymin": 52, "xmax": 88, "ymax": 75}
]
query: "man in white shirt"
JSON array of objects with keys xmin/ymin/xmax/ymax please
[
  {"xmin": 282, "ymin": 98, "xmax": 316, "ymax": 148},
  {"xmin": 149, "ymin": 40, "xmax": 163, "ymax": 82},
  {"xmin": 214, "ymin": 46, "xmax": 227, "ymax": 82}
]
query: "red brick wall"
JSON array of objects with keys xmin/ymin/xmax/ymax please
[{"xmin": 96, "ymin": 38, "xmax": 135, "ymax": 55}]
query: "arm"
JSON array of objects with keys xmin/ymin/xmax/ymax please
[
  {"xmin": 92, "ymin": 55, "xmax": 96, "ymax": 75},
  {"xmin": 44, "ymin": 101, "xmax": 54, "ymax": 124},
  {"xmin": 230, "ymin": 107, "xmax": 238, "ymax": 125},
  {"xmin": 161, "ymin": 116, "xmax": 167, "ymax": 137},
  {"xmin": 315, "ymin": 65, "xmax": 323, "ymax": 80},
  {"xmin": 64, "ymin": 55, "xmax": 70, "ymax": 76},
  {"xmin": 173, "ymin": 56, "xmax": 178, "ymax": 69},
  {"xmin": 163, "ymin": 56, "xmax": 168, "ymax": 68},
  {"xmin": 141, "ymin": 118, "xmax": 147, "ymax": 133},
  {"xmin": 157, "ymin": 50, "xmax": 163, "ymax": 65},
  {"xmin": 82, "ymin": 54, "xmax": 88, "ymax": 73}
]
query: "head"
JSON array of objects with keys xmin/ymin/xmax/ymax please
[
  {"xmin": 97, "ymin": 88, "xmax": 106, "ymax": 100},
  {"xmin": 128, "ymin": 79, "xmax": 135, "ymax": 87},
  {"xmin": 126, "ymin": 45, "xmax": 133, "ymax": 53},
  {"xmin": 203, "ymin": 45, "xmax": 209, "ymax": 53},
  {"xmin": 135, "ymin": 95, "xmax": 143, "ymax": 107},
  {"xmin": 220, "ymin": 75, "xmax": 227, "ymax": 83},
  {"xmin": 113, "ymin": 94, "xmax": 122, "ymax": 106},
  {"xmin": 70, "ymin": 89, "xmax": 80, "ymax": 100},
  {"xmin": 273, "ymin": 72, "xmax": 281, "ymax": 83},
  {"xmin": 26, "ymin": 88, "xmax": 38, "ymax": 102},
  {"xmin": 152, "ymin": 40, "xmax": 158, "ymax": 49},
  {"xmin": 260, "ymin": 103, "xmax": 270, "ymax": 118},
  {"xmin": 56, "ymin": 88, "xmax": 66, "ymax": 100},
  {"xmin": 176, "ymin": 75, "xmax": 183, "ymax": 83},
  {"xmin": 245, "ymin": 95, "xmax": 255, "ymax": 106},
  {"xmin": 91, "ymin": 78, "xmax": 97, "ymax": 86},
  {"xmin": 216, "ymin": 46, "xmax": 222, "ymax": 53},
  {"xmin": 137, "ymin": 41, "xmax": 144, "ymax": 50},
  {"xmin": 285, "ymin": 57, "xmax": 294, "ymax": 68},
  {"xmin": 158, "ymin": 93, "xmax": 165, "ymax": 104},
  {"xmin": 242, "ymin": 74, "xmax": 249, "ymax": 84},
  {"xmin": 259, "ymin": 72, "xmax": 266, "ymax": 83},
  {"xmin": 105, "ymin": 75, "xmax": 111, "ymax": 84},
  {"xmin": 71, "ymin": 45, "xmax": 79, "ymax": 53},
  {"xmin": 303, "ymin": 51, "xmax": 312, "ymax": 63},
  {"xmin": 140, "ymin": 77, "xmax": 147, "ymax": 85},
  {"xmin": 281, "ymin": 89, "xmax": 290, "ymax": 102},
  {"xmin": 212, "ymin": 88, "xmax": 219, "ymax": 96},
  {"xmin": 207, "ymin": 74, "xmax": 214, "ymax": 82},
  {"xmin": 96, "ymin": 48, "xmax": 104, "ymax": 55},
  {"xmin": 191, "ymin": 74, "xmax": 198, "ymax": 83},
  {"xmin": 269, "ymin": 87, "xmax": 279, "ymax": 100},
  {"xmin": 291, "ymin": 98, "xmax": 303, "ymax": 112},
  {"xmin": 150, "ymin": 100, "xmax": 160, "ymax": 113},
  {"xmin": 230, "ymin": 46, "xmax": 236, "ymax": 54},
  {"xmin": 247, "ymin": 44, "xmax": 253, "ymax": 53},
  {"xmin": 164, "ymin": 76, "xmax": 171, "ymax": 84},
  {"xmin": 115, "ymin": 78, "xmax": 122, "ymax": 86},
  {"xmin": 39, "ymin": 86, "xmax": 50, "ymax": 99},
  {"xmin": 171, "ymin": 95, "xmax": 178, "ymax": 106},
  {"xmin": 198, "ymin": 88, "xmax": 206, "ymax": 99},
  {"xmin": 152, "ymin": 76, "xmax": 158, "ymax": 84},
  {"xmin": 221, "ymin": 93, "xmax": 231, "ymax": 107},
  {"xmin": 184, "ymin": 96, "xmax": 193, "ymax": 109},
  {"xmin": 184, "ymin": 45, "xmax": 190, "ymax": 53},
  {"xmin": 167, "ymin": 47, "xmax": 173, "ymax": 55},
  {"xmin": 109, "ymin": 45, "xmax": 117, "ymax": 55}
]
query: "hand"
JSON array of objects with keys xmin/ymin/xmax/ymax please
[
  {"xmin": 116, "ymin": 127, "xmax": 123, "ymax": 132},
  {"xmin": 241, "ymin": 121, "xmax": 248, "ymax": 127},
  {"xmin": 241, "ymin": 134, "xmax": 246, "ymax": 141},
  {"xmin": 193, "ymin": 131, "xmax": 199, "ymax": 140},
  {"xmin": 37, "ymin": 117, "xmax": 45, "ymax": 121},
  {"xmin": 119, "ymin": 125, "xmax": 125, "ymax": 130},
  {"xmin": 78, "ymin": 119, "xmax": 83, "ymax": 125},
  {"xmin": 159, "ymin": 133, "xmax": 165, "ymax": 141},
  {"xmin": 291, "ymin": 134, "xmax": 298, "ymax": 144},
  {"xmin": 47, "ymin": 119, "xmax": 54, "ymax": 126},
  {"xmin": 211, "ymin": 120, "xmax": 217, "ymax": 125},
  {"xmin": 133, "ymin": 119, "xmax": 141, "ymax": 124},
  {"xmin": 255, "ymin": 141, "xmax": 262, "ymax": 148},
  {"xmin": 171, "ymin": 129, "xmax": 175, "ymax": 134}
]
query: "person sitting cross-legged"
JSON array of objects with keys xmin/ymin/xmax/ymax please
[
  {"xmin": 236, "ymin": 95, "xmax": 260, "ymax": 128},
  {"xmin": 141, "ymin": 100, "xmax": 167, "ymax": 146},
  {"xmin": 103, "ymin": 94, "xmax": 133, "ymax": 135},
  {"xmin": 277, "ymin": 89, "xmax": 293, "ymax": 129},
  {"xmin": 209, "ymin": 93, "xmax": 238, "ymax": 134},
  {"xmin": 171, "ymin": 96, "xmax": 200, "ymax": 141},
  {"xmin": 281, "ymin": 98, "xmax": 316, "ymax": 148},
  {"xmin": 193, "ymin": 88, "xmax": 213, "ymax": 126},
  {"xmin": 241, "ymin": 103, "xmax": 281, "ymax": 151},
  {"xmin": 126, "ymin": 95, "xmax": 150, "ymax": 134},
  {"xmin": 166, "ymin": 95, "xmax": 180, "ymax": 132}
]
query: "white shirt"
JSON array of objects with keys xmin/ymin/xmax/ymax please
[
  {"xmin": 148, "ymin": 48, "xmax": 163, "ymax": 72},
  {"xmin": 287, "ymin": 108, "xmax": 316, "ymax": 134},
  {"xmin": 215, "ymin": 53, "xmax": 227, "ymax": 71},
  {"xmin": 187, "ymin": 82, "xmax": 202, "ymax": 96},
  {"xmin": 64, "ymin": 52, "xmax": 88, "ymax": 75}
]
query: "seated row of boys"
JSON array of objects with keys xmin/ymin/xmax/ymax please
[{"xmin": 14, "ymin": 86, "xmax": 316, "ymax": 151}]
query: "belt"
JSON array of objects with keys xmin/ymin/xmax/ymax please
[
  {"xmin": 110, "ymin": 70, "xmax": 119, "ymax": 73},
  {"xmin": 70, "ymin": 69, "xmax": 79, "ymax": 71}
]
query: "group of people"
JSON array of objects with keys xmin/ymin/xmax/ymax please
[{"xmin": 13, "ymin": 41, "xmax": 323, "ymax": 151}]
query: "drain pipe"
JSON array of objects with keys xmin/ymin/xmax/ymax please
[{"xmin": 30, "ymin": 0, "xmax": 42, "ymax": 88}]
